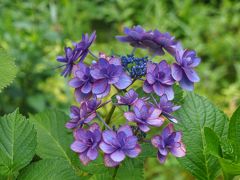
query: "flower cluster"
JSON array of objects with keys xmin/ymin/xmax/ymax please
[{"xmin": 57, "ymin": 26, "xmax": 200, "ymax": 166}]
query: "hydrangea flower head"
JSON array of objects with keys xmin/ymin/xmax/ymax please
[
  {"xmin": 143, "ymin": 60, "xmax": 175, "ymax": 100},
  {"xmin": 100, "ymin": 125, "xmax": 141, "ymax": 167},
  {"xmin": 151, "ymin": 124, "xmax": 186, "ymax": 163},
  {"xmin": 171, "ymin": 43, "xmax": 200, "ymax": 91},
  {"xmin": 71, "ymin": 123, "xmax": 101, "ymax": 165},
  {"xmin": 90, "ymin": 57, "xmax": 132, "ymax": 98},
  {"xmin": 124, "ymin": 99, "xmax": 164, "ymax": 132}
]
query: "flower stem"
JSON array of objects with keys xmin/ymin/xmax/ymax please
[
  {"xmin": 131, "ymin": 47, "xmax": 136, "ymax": 55},
  {"xmin": 105, "ymin": 105, "xmax": 116, "ymax": 126},
  {"xmin": 112, "ymin": 165, "xmax": 119, "ymax": 180},
  {"xmin": 89, "ymin": 50, "xmax": 98, "ymax": 59},
  {"xmin": 96, "ymin": 113, "xmax": 112, "ymax": 130}
]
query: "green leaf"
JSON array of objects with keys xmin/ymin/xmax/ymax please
[
  {"xmin": 0, "ymin": 48, "xmax": 17, "ymax": 92},
  {"xmin": 115, "ymin": 158, "xmax": 144, "ymax": 180},
  {"xmin": 29, "ymin": 110, "xmax": 80, "ymax": 174},
  {"xmin": 18, "ymin": 159, "xmax": 80, "ymax": 180},
  {"xmin": 0, "ymin": 109, "xmax": 37, "ymax": 176},
  {"xmin": 138, "ymin": 142, "xmax": 156, "ymax": 159},
  {"xmin": 174, "ymin": 92, "xmax": 229, "ymax": 180},
  {"xmin": 204, "ymin": 127, "xmax": 222, "ymax": 157},
  {"xmin": 172, "ymin": 84, "xmax": 184, "ymax": 105},
  {"xmin": 219, "ymin": 158, "xmax": 240, "ymax": 177},
  {"xmin": 228, "ymin": 106, "xmax": 240, "ymax": 162}
]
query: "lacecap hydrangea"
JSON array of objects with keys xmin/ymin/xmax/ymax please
[{"xmin": 56, "ymin": 26, "xmax": 201, "ymax": 166}]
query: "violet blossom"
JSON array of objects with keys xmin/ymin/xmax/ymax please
[
  {"xmin": 90, "ymin": 57, "xmax": 132, "ymax": 98},
  {"xmin": 151, "ymin": 124, "xmax": 186, "ymax": 163},
  {"xmin": 171, "ymin": 43, "xmax": 200, "ymax": 91},
  {"xmin": 66, "ymin": 98, "xmax": 101, "ymax": 129},
  {"xmin": 116, "ymin": 89, "xmax": 138, "ymax": 106},
  {"xmin": 143, "ymin": 60, "xmax": 175, "ymax": 100},
  {"xmin": 99, "ymin": 125, "xmax": 141, "ymax": 167},
  {"xmin": 124, "ymin": 99, "xmax": 164, "ymax": 132},
  {"xmin": 68, "ymin": 63, "xmax": 94, "ymax": 102},
  {"xmin": 71, "ymin": 123, "xmax": 101, "ymax": 165}
]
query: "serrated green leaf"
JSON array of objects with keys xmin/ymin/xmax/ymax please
[
  {"xmin": 29, "ymin": 110, "xmax": 81, "ymax": 174},
  {"xmin": 174, "ymin": 92, "xmax": 229, "ymax": 180},
  {"xmin": 18, "ymin": 159, "xmax": 80, "ymax": 180},
  {"xmin": 0, "ymin": 109, "xmax": 37, "ymax": 176},
  {"xmin": 204, "ymin": 127, "xmax": 222, "ymax": 157},
  {"xmin": 138, "ymin": 142, "xmax": 156, "ymax": 159},
  {"xmin": 220, "ymin": 137, "xmax": 235, "ymax": 160},
  {"xmin": 0, "ymin": 48, "xmax": 17, "ymax": 92},
  {"xmin": 228, "ymin": 106, "xmax": 240, "ymax": 163},
  {"xmin": 115, "ymin": 158, "xmax": 144, "ymax": 180},
  {"xmin": 172, "ymin": 84, "xmax": 184, "ymax": 105}
]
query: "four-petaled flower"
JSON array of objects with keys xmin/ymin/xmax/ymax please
[
  {"xmin": 71, "ymin": 123, "xmax": 101, "ymax": 165},
  {"xmin": 124, "ymin": 99, "xmax": 164, "ymax": 132},
  {"xmin": 143, "ymin": 60, "xmax": 175, "ymax": 100},
  {"xmin": 100, "ymin": 125, "xmax": 141, "ymax": 167},
  {"xmin": 69, "ymin": 63, "xmax": 94, "ymax": 102},
  {"xmin": 151, "ymin": 124, "xmax": 186, "ymax": 164},
  {"xmin": 171, "ymin": 43, "xmax": 200, "ymax": 91},
  {"xmin": 90, "ymin": 57, "xmax": 132, "ymax": 98},
  {"xmin": 116, "ymin": 89, "xmax": 138, "ymax": 106},
  {"xmin": 66, "ymin": 98, "xmax": 101, "ymax": 129}
]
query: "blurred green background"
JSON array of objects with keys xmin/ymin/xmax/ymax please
[{"xmin": 0, "ymin": 0, "xmax": 239, "ymax": 179}]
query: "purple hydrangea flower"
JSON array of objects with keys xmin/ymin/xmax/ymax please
[
  {"xmin": 116, "ymin": 26, "xmax": 177, "ymax": 56},
  {"xmin": 56, "ymin": 32, "xmax": 96, "ymax": 77},
  {"xmin": 99, "ymin": 125, "xmax": 141, "ymax": 167},
  {"xmin": 151, "ymin": 124, "xmax": 186, "ymax": 164},
  {"xmin": 71, "ymin": 123, "xmax": 101, "ymax": 165},
  {"xmin": 171, "ymin": 43, "xmax": 200, "ymax": 91},
  {"xmin": 90, "ymin": 57, "xmax": 132, "ymax": 98},
  {"xmin": 155, "ymin": 95, "xmax": 180, "ymax": 123},
  {"xmin": 116, "ymin": 89, "xmax": 138, "ymax": 106},
  {"xmin": 73, "ymin": 31, "xmax": 96, "ymax": 62},
  {"xmin": 56, "ymin": 47, "xmax": 80, "ymax": 77},
  {"xmin": 124, "ymin": 99, "xmax": 164, "ymax": 132},
  {"xmin": 66, "ymin": 98, "xmax": 101, "ymax": 129},
  {"xmin": 143, "ymin": 60, "xmax": 175, "ymax": 100},
  {"xmin": 69, "ymin": 63, "xmax": 94, "ymax": 102}
]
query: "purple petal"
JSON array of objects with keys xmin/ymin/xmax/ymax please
[
  {"xmin": 149, "ymin": 108, "xmax": 162, "ymax": 119},
  {"xmin": 143, "ymin": 81, "xmax": 153, "ymax": 93},
  {"xmin": 104, "ymin": 154, "xmax": 120, "ymax": 167},
  {"xmin": 138, "ymin": 124, "xmax": 150, "ymax": 132},
  {"xmin": 179, "ymin": 75, "xmax": 194, "ymax": 91},
  {"xmin": 146, "ymin": 62, "xmax": 156, "ymax": 73},
  {"xmin": 153, "ymin": 83, "xmax": 164, "ymax": 96},
  {"xmin": 146, "ymin": 73, "xmax": 155, "ymax": 84},
  {"xmin": 87, "ymin": 148, "xmax": 98, "ymax": 160},
  {"xmin": 71, "ymin": 141, "xmax": 88, "ymax": 153},
  {"xmin": 90, "ymin": 69, "xmax": 104, "ymax": 80},
  {"xmin": 162, "ymin": 124, "xmax": 174, "ymax": 139},
  {"xmin": 171, "ymin": 64, "xmax": 183, "ymax": 81},
  {"xmin": 68, "ymin": 78, "xmax": 83, "ymax": 88},
  {"xmin": 79, "ymin": 152, "xmax": 91, "ymax": 165},
  {"xmin": 124, "ymin": 136, "xmax": 137, "ymax": 149},
  {"xmin": 117, "ymin": 124, "xmax": 133, "ymax": 136},
  {"xmin": 151, "ymin": 135, "xmax": 160, "ymax": 148},
  {"xmin": 96, "ymin": 84, "xmax": 111, "ymax": 98},
  {"xmin": 110, "ymin": 150, "xmax": 126, "ymax": 162},
  {"xmin": 147, "ymin": 117, "xmax": 164, "ymax": 127},
  {"xmin": 84, "ymin": 113, "xmax": 96, "ymax": 123},
  {"xmin": 183, "ymin": 68, "xmax": 200, "ymax": 83},
  {"xmin": 170, "ymin": 142, "xmax": 186, "ymax": 157},
  {"xmin": 102, "ymin": 130, "xmax": 117, "ymax": 145},
  {"xmin": 164, "ymin": 86, "xmax": 174, "ymax": 100},
  {"xmin": 124, "ymin": 112, "xmax": 136, "ymax": 122},
  {"xmin": 189, "ymin": 58, "xmax": 201, "ymax": 68},
  {"xmin": 114, "ymin": 72, "xmax": 132, "ymax": 89},
  {"xmin": 157, "ymin": 151, "xmax": 167, "ymax": 164},
  {"xmin": 92, "ymin": 79, "xmax": 108, "ymax": 94},
  {"xmin": 89, "ymin": 123, "xmax": 100, "ymax": 132},
  {"xmin": 125, "ymin": 144, "xmax": 141, "ymax": 158},
  {"xmin": 56, "ymin": 56, "xmax": 67, "ymax": 62},
  {"xmin": 81, "ymin": 82, "xmax": 92, "ymax": 94},
  {"xmin": 99, "ymin": 142, "xmax": 116, "ymax": 154},
  {"xmin": 74, "ymin": 88, "xmax": 91, "ymax": 102}
]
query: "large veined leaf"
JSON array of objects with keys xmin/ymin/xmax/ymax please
[
  {"xmin": 29, "ymin": 110, "xmax": 81, "ymax": 175},
  {"xmin": 18, "ymin": 159, "xmax": 82, "ymax": 180},
  {"xmin": 174, "ymin": 93, "xmax": 229, "ymax": 180},
  {"xmin": 0, "ymin": 109, "xmax": 37, "ymax": 176},
  {"xmin": 228, "ymin": 106, "xmax": 240, "ymax": 163},
  {"xmin": 0, "ymin": 48, "xmax": 17, "ymax": 92}
]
